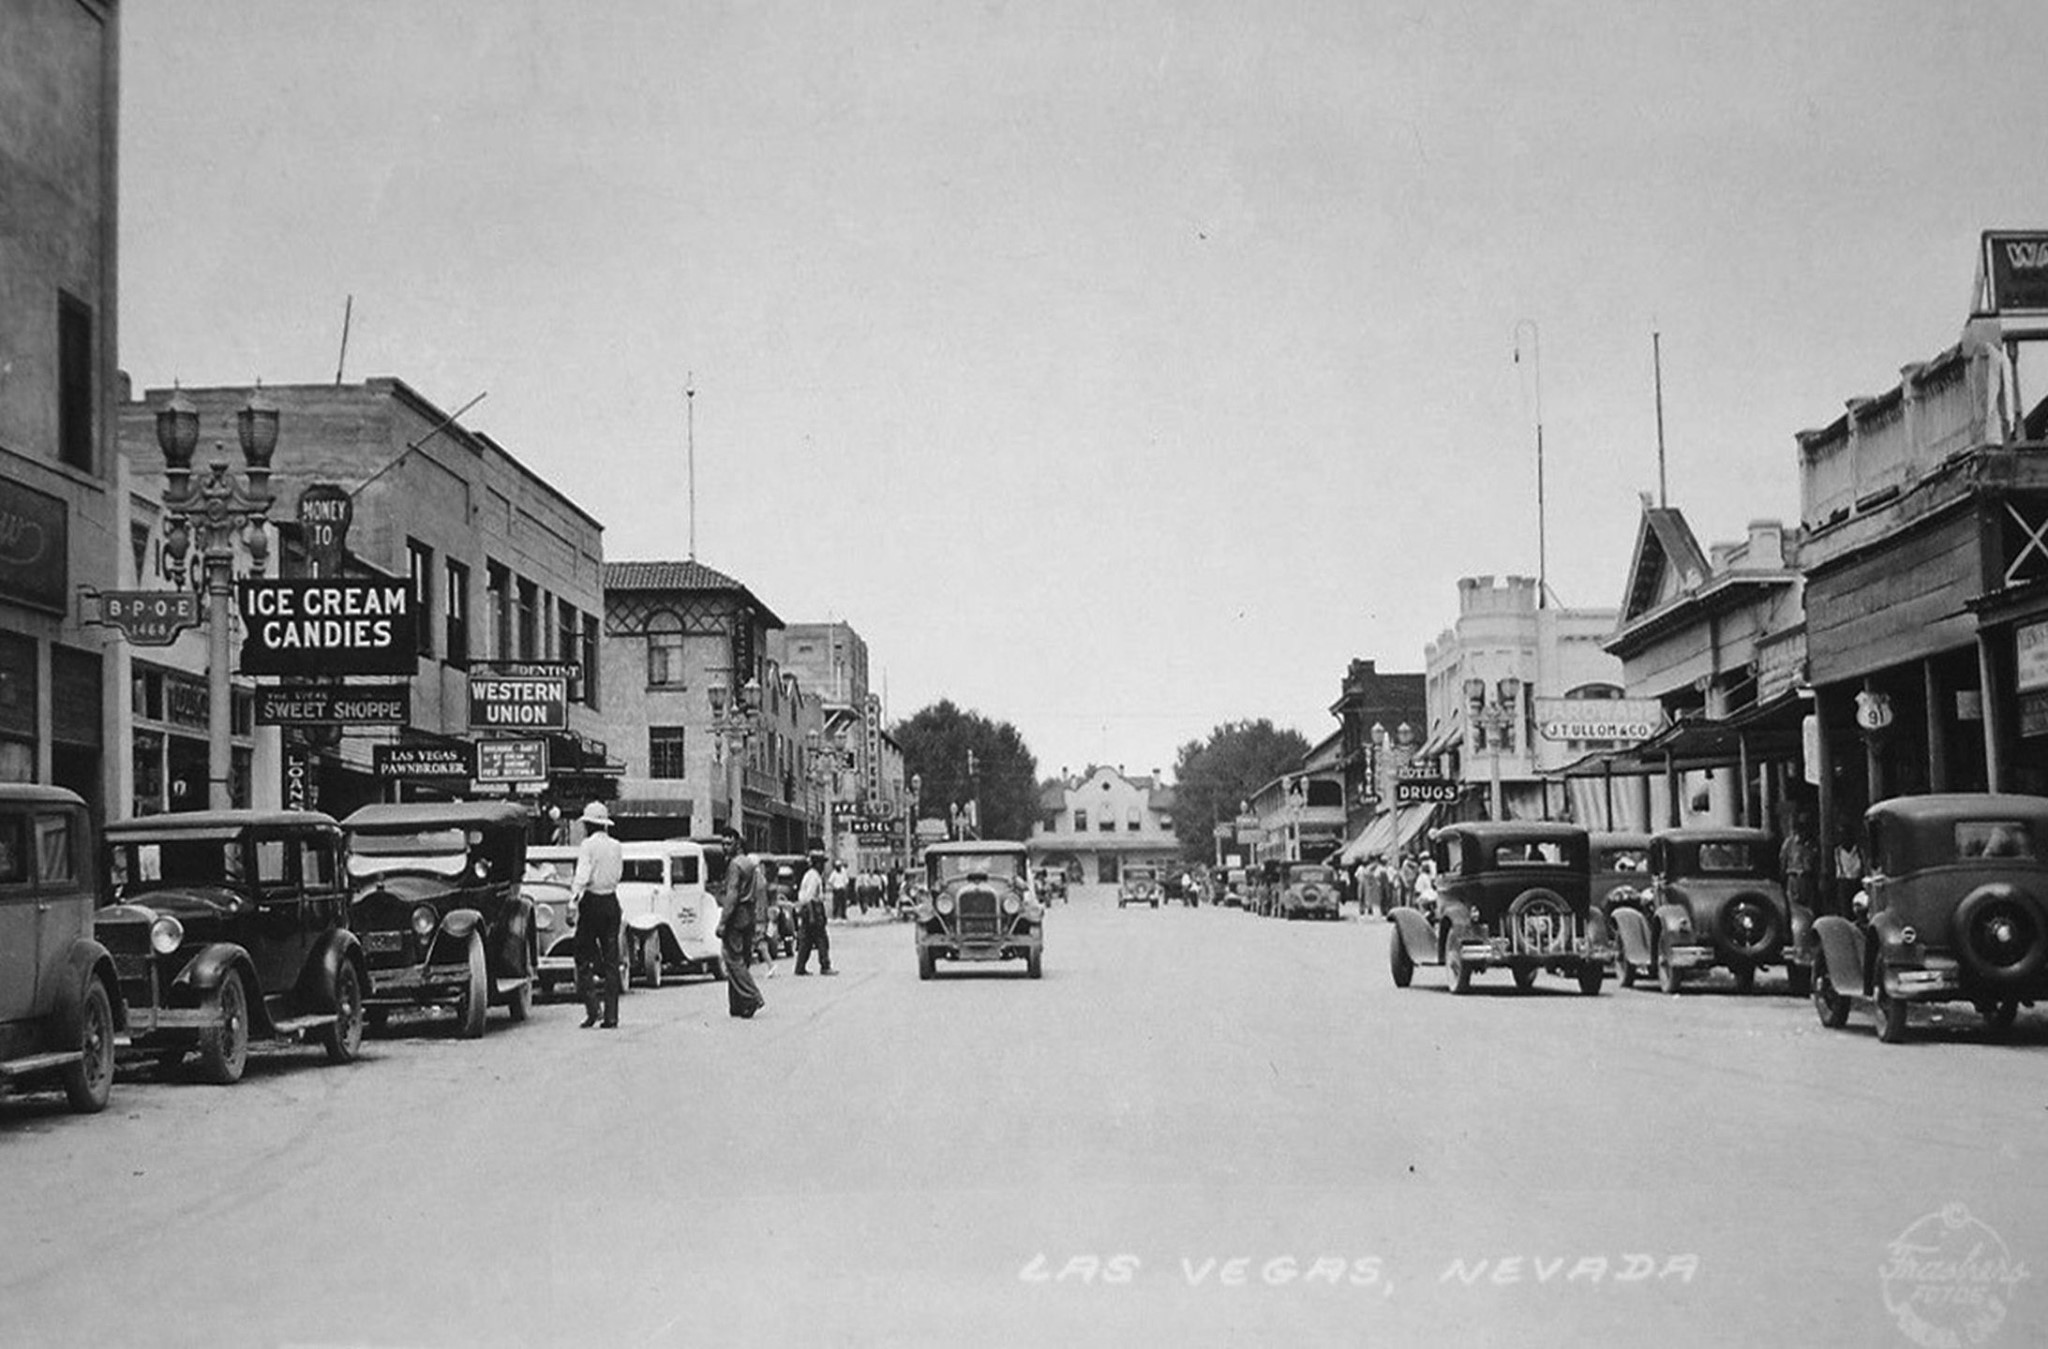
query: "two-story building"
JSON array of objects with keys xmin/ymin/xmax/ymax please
[
  {"xmin": 0, "ymin": 0, "xmax": 122, "ymax": 820},
  {"xmin": 1027, "ymin": 764, "xmax": 1181, "ymax": 889}
]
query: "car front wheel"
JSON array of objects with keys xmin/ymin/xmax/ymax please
[
  {"xmin": 917, "ymin": 946, "xmax": 935, "ymax": 981},
  {"xmin": 1656, "ymin": 943, "xmax": 1684, "ymax": 995},
  {"xmin": 1811, "ymin": 954, "xmax": 1850, "ymax": 1029},
  {"xmin": 1026, "ymin": 949, "xmax": 1043, "ymax": 980},
  {"xmin": 198, "ymin": 970, "xmax": 251, "ymax": 1085},
  {"xmin": 1447, "ymin": 945, "xmax": 1473, "ymax": 995},
  {"xmin": 1389, "ymin": 934, "xmax": 1414, "ymax": 988},
  {"xmin": 1577, "ymin": 968, "xmax": 1604, "ymax": 996},
  {"xmin": 1978, "ymin": 997, "xmax": 2020, "ymax": 1036},
  {"xmin": 641, "ymin": 936, "xmax": 664, "ymax": 989},
  {"xmin": 1875, "ymin": 985, "xmax": 1910, "ymax": 1044},
  {"xmin": 61, "ymin": 979, "xmax": 116, "ymax": 1113},
  {"xmin": 322, "ymin": 960, "xmax": 365, "ymax": 1064},
  {"xmin": 455, "ymin": 933, "xmax": 488, "ymax": 1039}
]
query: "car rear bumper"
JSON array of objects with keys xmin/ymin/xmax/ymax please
[{"xmin": 366, "ymin": 962, "xmax": 472, "ymax": 1000}]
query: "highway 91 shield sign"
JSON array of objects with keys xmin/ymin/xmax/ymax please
[{"xmin": 237, "ymin": 578, "xmax": 416, "ymax": 676}]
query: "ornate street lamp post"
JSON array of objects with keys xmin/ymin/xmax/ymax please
[
  {"xmin": 155, "ymin": 388, "xmax": 278, "ymax": 810},
  {"xmin": 805, "ymin": 726, "xmax": 854, "ymax": 866},
  {"xmin": 708, "ymin": 677, "xmax": 761, "ymax": 845},
  {"xmin": 1465, "ymin": 676, "xmax": 1524, "ymax": 822}
]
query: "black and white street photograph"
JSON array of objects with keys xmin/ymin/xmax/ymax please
[{"xmin": 6, "ymin": 2, "xmax": 2048, "ymax": 1345}]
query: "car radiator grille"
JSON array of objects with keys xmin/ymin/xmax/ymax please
[{"xmin": 956, "ymin": 889, "xmax": 1000, "ymax": 940}]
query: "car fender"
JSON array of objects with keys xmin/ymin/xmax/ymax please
[
  {"xmin": 302, "ymin": 929, "xmax": 364, "ymax": 1008},
  {"xmin": 1611, "ymin": 905, "xmax": 1654, "ymax": 967},
  {"xmin": 53, "ymin": 938, "xmax": 125, "ymax": 1037},
  {"xmin": 172, "ymin": 942, "xmax": 272, "ymax": 1033},
  {"xmin": 1390, "ymin": 907, "xmax": 1440, "ymax": 966},
  {"xmin": 1811, "ymin": 915, "xmax": 1867, "ymax": 996},
  {"xmin": 437, "ymin": 907, "xmax": 484, "ymax": 943},
  {"xmin": 624, "ymin": 912, "xmax": 663, "ymax": 935},
  {"xmin": 1654, "ymin": 903, "xmax": 1695, "ymax": 945}
]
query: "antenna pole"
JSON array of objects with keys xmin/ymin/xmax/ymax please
[
  {"xmin": 1653, "ymin": 328, "xmax": 1668, "ymax": 507},
  {"xmin": 686, "ymin": 374, "xmax": 697, "ymax": 561},
  {"xmin": 1514, "ymin": 319, "xmax": 1547, "ymax": 609},
  {"xmin": 334, "ymin": 295, "xmax": 353, "ymax": 385}
]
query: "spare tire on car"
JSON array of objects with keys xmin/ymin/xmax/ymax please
[
  {"xmin": 1714, "ymin": 893, "xmax": 1781, "ymax": 961},
  {"xmin": 1953, "ymin": 883, "xmax": 2048, "ymax": 985}
]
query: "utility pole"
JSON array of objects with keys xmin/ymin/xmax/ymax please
[
  {"xmin": 1653, "ymin": 329, "xmax": 1669, "ymax": 508},
  {"xmin": 685, "ymin": 374, "xmax": 697, "ymax": 560},
  {"xmin": 1514, "ymin": 320, "xmax": 1548, "ymax": 608}
]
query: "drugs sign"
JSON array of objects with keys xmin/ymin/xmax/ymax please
[
  {"xmin": 237, "ymin": 579, "xmax": 416, "ymax": 676},
  {"xmin": 1394, "ymin": 777, "xmax": 1461, "ymax": 805}
]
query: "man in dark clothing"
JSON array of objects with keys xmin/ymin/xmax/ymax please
[
  {"xmin": 717, "ymin": 829, "xmax": 767, "ymax": 1019},
  {"xmin": 793, "ymin": 853, "xmax": 836, "ymax": 975}
]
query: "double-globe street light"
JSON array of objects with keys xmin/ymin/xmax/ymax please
[
  {"xmin": 155, "ymin": 389, "xmax": 279, "ymax": 811},
  {"xmin": 708, "ymin": 677, "xmax": 761, "ymax": 845},
  {"xmin": 1465, "ymin": 676, "xmax": 1523, "ymax": 823},
  {"xmin": 804, "ymin": 726, "xmax": 854, "ymax": 866}
]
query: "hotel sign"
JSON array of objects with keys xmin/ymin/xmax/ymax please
[
  {"xmin": 1534, "ymin": 697, "xmax": 1664, "ymax": 743},
  {"xmin": 237, "ymin": 578, "xmax": 416, "ymax": 676}
]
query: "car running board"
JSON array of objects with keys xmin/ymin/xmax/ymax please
[
  {"xmin": 0, "ymin": 1050, "xmax": 84, "ymax": 1078},
  {"xmin": 267, "ymin": 1014, "xmax": 338, "ymax": 1040}
]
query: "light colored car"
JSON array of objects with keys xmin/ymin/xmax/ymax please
[
  {"xmin": 522, "ymin": 847, "xmax": 587, "ymax": 1000},
  {"xmin": 616, "ymin": 839, "xmax": 721, "ymax": 986}
]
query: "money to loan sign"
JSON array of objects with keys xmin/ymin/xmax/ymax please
[{"xmin": 236, "ymin": 578, "xmax": 416, "ymax": 676}]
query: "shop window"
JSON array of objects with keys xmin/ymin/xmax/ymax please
[
  {"xmin": 445, "ymin": 559, "xmax": 470, "ymax": 666},
  {"xmin": 649, "ymin": 726, "xmax": 687, "ymax": 779},
  {"xmin": 58, "ymin": 292, "xmax": 93, "ymax": 472},
  {"xmin": 408, "ymin": 540, "xmax": 435, "ymax": 656},
  {"xmin": 132, "ymin": 731, "xmax": 165, "ymax": 816}
]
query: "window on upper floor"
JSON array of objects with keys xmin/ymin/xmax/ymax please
[
  {"xmin": 486, "ymin": 561, "xmax": 511, "ymax": 659},
  {"xmin": 444, "ymin": 559, "xmax": 470, "ymax": 667},
  {"xmin": 581, "ymin": 613, "xmax": 601, "ymax": 710},
  {"xmin": 407, "ymin": 540, "xmax": 435, "ymax": 657},
  {"xmin": 516, "ymin": 578, "xmax": 539, "ymax": 659},
  {"xmin": 58, "ymin": 292, "xmax": 93, "ymax": 473},
  {"xmin": 649, "ymin": 726, "xmax": 687, "ymax": 779},
  {"xmin": 1043, "ymin": 812, "xmax": 1059, "ymax": 834},
  {"xmin": 1073, "ymin": 810, "xmax": 1087, "ymax": 833},
  {"xmin": 646, "ymin": 613, "xmax": 686, "ymax": 688},
  {"xmin": 1126, "ymin": 808, "xmax": 1142, "ymax": 832}
]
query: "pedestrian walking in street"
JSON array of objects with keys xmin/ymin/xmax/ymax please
[
  {"xmin": 830, "ymin": 861, "xmax": 851, "ymax": 920},
  {"xmin": 794, "ymin": 852, "xmax": 836, "ymax": 975},
  {"xmin": 570, "ymin": 801, "xmax": 624, "ymax": 1029},
  {"xmin": 717, "ymin": 828, "xmax": 767, "ymax": 1019},
  {"xmin": 1781, "ymin": 811, "xmax": 1819, "ymax": 914}
]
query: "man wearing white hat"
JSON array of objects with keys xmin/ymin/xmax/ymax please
[{"xmin": 571, "ymin": 800, "xmax": 624, "ymax": 1028}]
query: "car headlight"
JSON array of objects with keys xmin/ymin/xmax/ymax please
[
  {"xmin": 473, "ymin": 858, "xmax": 493, "ymax": 880},
  {"xmin": 149, "ymin": 914, "xmax": 184, "ymax": 955},
  {"xmin": 411, "ymin": 905, "xmax": 438, "ymax": 938},
  {"xmin": 1003, "ymin": 894, "xmax": 1022, "ymax": 915},
  {"xmin": 535, "ymin": 906, "xmax": 554, "ymax": 931},
  {"xmin": 936, "ymin": 894, "xmax": 955, "ymax": 915}
]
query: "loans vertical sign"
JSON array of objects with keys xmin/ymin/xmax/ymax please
[{"xmin": 237, "ymin": 578, "xmax": 416, "ymax": 675}]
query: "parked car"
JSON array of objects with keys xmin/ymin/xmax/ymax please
[
  {"xmin": 915, "ymin": 841, "xmax": 1044, "ymax": 979},
  {"xmin": 1219, "ymin": 867, "xmax": 1248, "ymax": 908},
  {"xmin": 1809, "ymin": 794, "xmax": 2048, "ymax": 1043},
  {"xmin": 1118, "ymin": 864, "xmax": 1162, "ymax": 909},
  {"xmin": 1032, "ymin": 868, "xmax": 1068, "ymax": 905},
  {"xmin": 615, "ymin": 838, "xmax": 720, "ymax": 985},
  {"xmin": 522, "ymin": 845, "xmax": 629, "ymax": 1001},
  {"xmin": 1609, "ymin": 827, "xmax": 1808, "ymax": 995},
  {"xmin": 98, "ymin": 809, "xmax": 365, "ymax": 1084},
  {"xmin": 755, "ymin": 855, "xmax": 802, "ymax": 957},
  {"xmin": 0, "ymin": 785, "xmax": 120, "ymax": 1114},
  {"xmin": 1276, "ymin": 861, "xmax": 1342, "ymax": 921},
  {"xmin": 1590, "ymin": 832, "xmax": 1652, "ymax": 916},
  {"xmin": 1387, "ymin": 822, "xmax": 1611, "ymax": 995},
  {"xmin": 342, "ymin": 801, "xmax": 536, "ymax": 1037}
]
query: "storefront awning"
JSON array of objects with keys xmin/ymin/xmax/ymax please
[
  {"xmin": 1554, "ymin": 688, "xmax": 1809, "ymax": 778},
  {"xmin": 1410, "ymin": 714, "xmax": 1464, "ymax": 764},
  {"xmin": 609, "ymin": 796, "xmax": 693, "ymax": 819},
  {"xmin": 1338, "ymin": 811, "xmax": 1398, "ymax": 865},
  {"xmin": 1393, "ymin": 801, "xmax": 1442, "ymax": 852}
]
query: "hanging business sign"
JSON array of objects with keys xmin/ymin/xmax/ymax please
[
  {"xmin": 470, "ymin": 658, "xmax": 582, "ymax": 702},
  {"xmin": 467, "ymin": 674, "xmax": 568, "ymax": 730},
  {"xmin": 237, "ymin": 578, "xmax": 416, "ymax": 675},
  {"xmin": 1534, "ymin": 697, "xmax": 1665, "ymax": 743},
  {"xmin": 475, "ymin": 738, "xmax": 549, "ymax": 784},
  {"xmin": 2015, "ymin": 619, "xmax": 2048, "ymax": 693},
  {"xmin": 295, "ymin": 484, "xmax": 354, "ymax": 577},
  {"xmin": 89, "ymin": 590, "xmax": 202, "ymax": 646},
  {"xmin": 1979, "ymin": 230, "xmax": 2048, "ymax": 317},
  {"xmin": 374, "ymin": 743, "xmax": 472, "ymax": 779},
  {"xmin": 255, "ymin": 686, "xmax": 410, "ymax": 726},
  {"xmin": 1394, "ymin": 776, "xmax": 1462, "ymax": 806},
  {"xmin": 282, "ymin": 740, "xmax": 318, "ymax": 812}
]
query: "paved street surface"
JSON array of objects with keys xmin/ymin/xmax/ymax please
[{"xmin": 6, "ymin": 899, "xmax": 2048, "ymax": 1348}]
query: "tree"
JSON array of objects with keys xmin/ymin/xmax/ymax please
[
  {"xmin": 1171, "ymin": 719, "xmax": 1312, "ymax": 861},
  {"xmin": 893, "ymin": 700, "xmax": 1040, "ymax": 842}
]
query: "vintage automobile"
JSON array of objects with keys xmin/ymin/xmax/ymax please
[
  {"xmin": 1032, "ymin": 868, "xmax": 1068, "ymax": 906},
  {"xmin": 522, "ymin": 845, "xmax": 631, "ymax": 1000},
  {"xmin": 1118, "ymin": 864, "xmax": 1162, "ymax": 909},
  {"xmin": 755, "ymin": 855, "xmax": 802, "ymax": 957},
  {"xmin": 1589, "ymin": 832, "xmax": 1652, "ymax": 915},
  {"xmin": 1276, "ymin": 861, "xmax": 1342, "ymax": 921},
  {"xmin": 616, "ymin": 839, "xmax": 721, "ymax": 985},
  {"xmin": 1387, "ymin": 822, "xmax": 1611, "ymax": 995},
  {"xmin": 342, "ymin": 801, "xmax": 536, "ymax": 1037},
  {"xmin": 98, "ymin": 810, "xmax": 365, "ymax": 1084},
  {"xmin": 915, "ymin": 841, "xmax": 1044, "ymax": 979},
  {"xmin": 1809, "ymin": 794, "xmax": 2048, "ymax": 1043},
  {"xmin": 1219, "ymin": 867, "xmax": 1248, "ymax": 908},
  {"xmin": 1608, "ymin": 827, "xmax": 1808, "ymax": 995},
  {"xmin": 0, "ymin": 785, "xmax": 121, "ymax": 1114}
]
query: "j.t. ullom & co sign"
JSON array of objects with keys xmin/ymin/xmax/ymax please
[
  {"xmin": 1533, "ymin": 698, "xmax": 1664, "ymax": 744},
  {"xmin": 237, "ymin": 578, "xmax": 415, "ymax": 676}
]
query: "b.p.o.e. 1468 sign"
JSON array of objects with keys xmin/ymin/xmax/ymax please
[{"xmin": 237, "ymin": 579, "xmax": 415, "ymax": 676}]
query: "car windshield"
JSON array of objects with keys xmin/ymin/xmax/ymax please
[
  {"xmin": 112, "ymin": 839, "xmax": 245, "ymax": 893},
  {"xmin": 1493, "ymin": 842, "xmax": 1567, "ymax": 867},
  {"xmin": 930, "ymin": 852, "xmax": 1025, "ymax": 883},
  {"xmin": 1598, "ymin": 848, "xmax": 1647, "ymax": 872},
  {"xmin": 1956, "ymin": 821, "xmax": 2037, "ymax": 861},
  {"xmin": 1696, "ymin": 841, "xmax": 1760, "ymax": 873},
  {"xmin": 525, "ymin": 858, "xmax": 577, "ymax": 884},
  {"xmin": 1292, "ymin": 867, "xmax": 1335, "ymax": 883},
  {"xmin": 346, "ymin": 827, "xmax": 471, "ymax": 879},
  {"xmin": 621, "ymin": 858, "xmax": 666, "ymax": 884}
]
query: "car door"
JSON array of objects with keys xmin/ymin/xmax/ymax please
[
  {"xmin": 0, "ymin": 809, "xmax": 39, "ymax": 1023},
  {"xmin": 249, "ymin": 830, "xmax": 305, "ymax": 996},
  {"xmin": 31, "ymin": 810, "xmax": 87, "ymax": 1016}
]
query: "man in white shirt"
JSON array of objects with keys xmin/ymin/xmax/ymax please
[
  {"xmin": 570, "ymin": 801, "xmax": 624, "ymax": 1029},
  {"xmin": 794, "ymin": 853, "xmax": 836, "ymax": 975}
]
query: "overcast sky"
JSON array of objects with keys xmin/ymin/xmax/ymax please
[{"xmin": 119, "ymin": 0, "xmax": 2048, "ymax": 781}]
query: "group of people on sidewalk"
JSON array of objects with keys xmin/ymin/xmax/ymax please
[{"xmin": 563, "ymin": 803, "xmax": 848, "ymax": 1026}]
